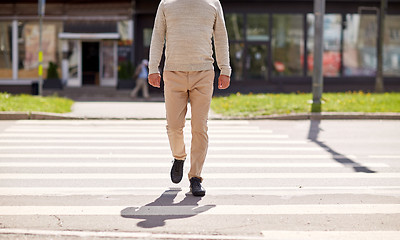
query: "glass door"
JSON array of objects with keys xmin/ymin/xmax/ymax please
[
  {"xmin": 66, "ymin": 40, "xmax": 82, "ymax": 87},
  {"xmin": 245, "ymin": 14, "xmax": 270, "ymax": 81},
  {"xmin": 246, "ymin": 44, "xmax": 269, "ymax": 80},
  {"xmin": 100, "ymin": 40, "xmax": 117, "ymax": 86}
]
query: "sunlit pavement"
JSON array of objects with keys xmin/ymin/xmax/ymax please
[{"xmin": 0, "ymin": 119, "xmax": 399, "ymax": 240}]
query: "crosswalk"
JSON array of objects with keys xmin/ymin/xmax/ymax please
[{"xmin": 0, "ymin": 120, "xmax": 399, "ymax": 240}]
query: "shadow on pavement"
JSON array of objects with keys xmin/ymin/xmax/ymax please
[
  {"xmin": 120, "ymin": 188, "xmax": 215, "ymax": 228},
  {"xmin": 307, "ymin": 118, "xmax": 376, "ymax": 173}
]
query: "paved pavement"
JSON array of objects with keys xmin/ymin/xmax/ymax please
[
  {"xmin": 47, "ymin": 101, "xmax": 400, "ymax": 120},
  {"xmin": 0, "ymin": 86, "xmax": 399, "ymax": 120},
  {"xmin": 0, "ymin": 119, "xmax": 399, "ymax": 239},
  {"xmin": 65, "ymin": 101, "xmax": 168, "ymax": 119},
  {"xmin": 1, "ymin": 99, "xmax": 400, "ymax": 120},
  {"xmin": 2, "ymin": 85, "xmax": 400, "ymax": 120},
  {"xmin": 0, "ymin": 98, "xmax": 223, "ymax": 120},
  {"xmin": 61, "ymin": 101, "xmax": 220, "ymax": 119}
]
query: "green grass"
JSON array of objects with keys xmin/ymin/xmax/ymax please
[
  {"xmin": 0, "ymin": 92, "xmax": 74, "ymax": 113},
  {"xmin": 211, "ymin": 92, "xmax": 400, "ymax": 117}
]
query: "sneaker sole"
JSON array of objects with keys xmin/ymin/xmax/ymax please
[
  {"xmin": 171, "ymin": 175, "xmax": 182, "ymax": 184},
  {"xmin": 191, "ymin": 190, "xmax": 206, "ymax": 197}
]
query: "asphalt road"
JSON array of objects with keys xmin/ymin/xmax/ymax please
[{"xmin": 0, "ymin": 119, "xmax": 399, "ymax": 240}]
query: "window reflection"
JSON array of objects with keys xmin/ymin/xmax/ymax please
[
  {"xmin": 230, "ymin": 43, "xmax": 244, "ymax": 81},
  {"xmin": 68, "ymin": 40, "xmax": 78, "ymax": 79},
  {"xmin": 118, "ymin": 20, "xmax": 134, "ymax": 78},
  {"xmin": 0, "ymin": 21, "xmax": 12, "ymax": 79},
  {"xmin": 247, "ymin": 14, "xmax": 269, "ymax": 41},
  {"xmin": 143, "ymin": 28, "xmax": 153, "ymax": 48},
  {"xmin": 272, "ymin": 14, "xmax": 303, "ymax": 76},
  {"xmin": 15, "ymin": 21, "xmax": 62, "ymax": 79},
  {"xmin": 384, "ymin": 15, "xmax": 400, "ymax": 77},
  {"xmin": 225, "ymin": 14, "xmax": 244, "ymax": 40},
  {"xmin": 246, "ymin": 44, "xmax": 268, "ymax": 80},
  {"xmin": 307, "ymin": 14, "xmax": 342, "ymax": 77},
  {"xmin": 343, "ymin": 14, "xmax": 377, "ymax": 76},
  {"xmin": 102, "ymin": 41, "xmax": 115, "ymax": 79}
]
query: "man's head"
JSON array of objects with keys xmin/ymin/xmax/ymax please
[{"xmin": 142, "ymin": 59, "xmax": 149, "ymax": 66}]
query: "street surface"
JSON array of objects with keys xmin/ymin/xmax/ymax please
[{"xmin": 0, "ymin": 119, "xmax": 399, "ymax": 240}]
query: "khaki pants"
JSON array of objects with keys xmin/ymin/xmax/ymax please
[
  {"xmin": 163, "ymin": 70, "xmax": 214, "ymax": 181},
  {"xmin": 130, "ymin": 78, "xmax": 149, "ymax": 98}
]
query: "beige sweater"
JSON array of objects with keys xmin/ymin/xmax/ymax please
[{"xmin": 148, "ymin": 0, "xmax": 231, "ymax": 76}]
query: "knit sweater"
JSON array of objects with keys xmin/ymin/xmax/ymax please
[{"xmin": 148, "ymin": 0, "xmax": 231, "ymax": 76}]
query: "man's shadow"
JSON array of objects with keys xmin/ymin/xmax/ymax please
[
  {"xmin": 308, "ymin": 117, "xmax": 375, "ymax": 173},
  {"xmin": 121, "ymin": 188, "xmax": 215, "ymax": 228}
]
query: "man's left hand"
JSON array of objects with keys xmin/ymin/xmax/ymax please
[{"xmin": 218, "ymin": 75, "xmax": 230, "ymax": 89}]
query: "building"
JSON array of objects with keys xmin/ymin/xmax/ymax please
[
  {"xmin": 1, "ymin": 0, "xmax": 400, "ymax": 93},
  {"xmin": 0, "ymin": 0, "xmax": 132, "ymax": 89}
]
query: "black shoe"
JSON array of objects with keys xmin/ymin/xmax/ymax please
[
  {"xmin": 170, "ymin": 159, "xmax": 184, "ymax": 184},
  {"xmin": 190, "ymin": 177, "xmax": 206, "ymax": 196}
]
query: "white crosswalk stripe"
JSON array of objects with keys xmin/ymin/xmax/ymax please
[
  {"xmin": 0, "ymin": 139, "xmax": 309, "ymax": 144},
  {"xmin": 0, "ymin": 153, "xmax": 356, "ymax": 159},
  {"xmin": 0, "ymin": 146, "xmax": 326, "ymax": 151},
  {"xmin": 4, "ymin": 128, "xmax": 274, "ymax": 134},
  {"xmin": 0, "ymin": 120, "xmax": 399, "ymax": 240},
  {"xmin": 0, "ymin": 133, "xmax": 289, "ymax": 138},
  {"xmin": 260, "ymin": 231, "xmax": 400, "ymax": 240},
  {"xmin": 0, "ymin": 162, "xmax": 388, "ymax": 168},
  {"xmin": 0, "ymin": 173, "xmax": 398, "ymax": 179},
  {"xmin": 0, "ymin": 229, "xmax": 266, "ymax": 240},
  {"xmin": 1, "ymin": 204, "xmax": 399, "ymax": 215},
  {"xmin": 1, "ymin": 186, "xmax": 399, "ymax": 196}
]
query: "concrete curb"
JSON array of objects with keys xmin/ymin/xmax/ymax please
[
  {"xmin": 1, "ymin": 111, "xmax": 400, "ymax": 120},
  {"xmin": 210, "ymin": 112, "xmax": 400, "ymax": 120},
  {"xmin": 0, "ymin": 112, "xmax": 83, "ymax": 120},
  {"xmin": 0, "ymin": 111, "xmax": 167, "ymax": 120}
]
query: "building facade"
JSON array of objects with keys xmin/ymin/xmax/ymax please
[
  {"xmin": 0, "ymin": 0, "xmax": 132, "ymax": 88},
  {"xmin": 1, "ymin": 0, "xmax": 400, "ymax": 92}
]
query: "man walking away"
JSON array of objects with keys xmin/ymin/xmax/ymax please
[
  {"xmin": 148, "ymin": 0, "xmax": 231, "ymax": 196},
  {"xmin": 130, "ymin": 59, "xmax": 150, "ymax": 99}
]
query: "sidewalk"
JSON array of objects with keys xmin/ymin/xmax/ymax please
[
  {"xmin": 1, "ymin": 100, "xmax": 399, "ymax": 120},
  {"xmin": 1, "ymin": 86, "xmax": 400, "ymax": 120},
  {"xmin": 0, "ymin": 99, "xmax": 223, "ymax": 120},
  {"xmin": 64, "ymin": 101, "xmax": 168, "ymax": 119},
  {"xmin": 61, "ymin": 101, "xmax": 221, "ymax": 119}
]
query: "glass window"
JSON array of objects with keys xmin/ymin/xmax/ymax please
[
  {"xmin": 247, "ymin": 14, "xmax": 269, "ymax": 41},
  {"xmin": 67, "ymin": 40, "xmax": 79, "ymax": 79},
  {"xmin": 246, "ymin": 44, "xmax": 268, "ymax": 80},
  {"xmin": 272, "ymin": 14, "xmax": 303, "ymax": 76},
  {"xmin": 307, "ymin": 14, "xmax": 342, "ymax": 77},
  {"xmin": 225, "ymin": 14, "xmax": 244, "ymax": 41},
  {"xmin": 343, "ymin": 14, "xmax": 377, "ymax": 76},
  {"xmin": 118, "ymin": 20, "xmax": 133, "ymax": 43},
  {"xmin": 102, "ymin": 41, "xmax": 115, "ymax": 79},
  {"xmin": 384, "ymin": 15, "xmax": 400, "ymax": 77},
  {"xmin": 143, "ymin": 28, "xmax": 153, "ymax": 48},
  {"xmin": 18, "ymin": 21, "xmax": 62, "ymax": 79},
  {"xmin": 118, "ymin": 20, "xmax": 133, "ymax": 78},
  {"xmin": 230, "ymin": 43, "xmax": 244, "ymax": 81},
  {"xmin": 0, "ymin": 21, "xmax": 12, "ymax": 79}
]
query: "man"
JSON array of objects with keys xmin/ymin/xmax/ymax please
[
  {"xmin": 148, "ymin": 0, "xmax": 231, "ymax": 196},
  {"xmin": 130, "ymin": 59, "xmax": 150, "ymax": 99}
]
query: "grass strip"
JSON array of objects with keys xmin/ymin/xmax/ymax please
[
  {"xmin": 211, "ymin": 92, "xmax": 400, "ymax": 117},
  {"xmin": 0, "ymin": 92, "xmax": 74, "ymax": 113}
]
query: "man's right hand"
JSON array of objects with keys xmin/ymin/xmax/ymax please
[{"xmin": 148, "ymin": 73, "xmax": 161, "ymax": 88}]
